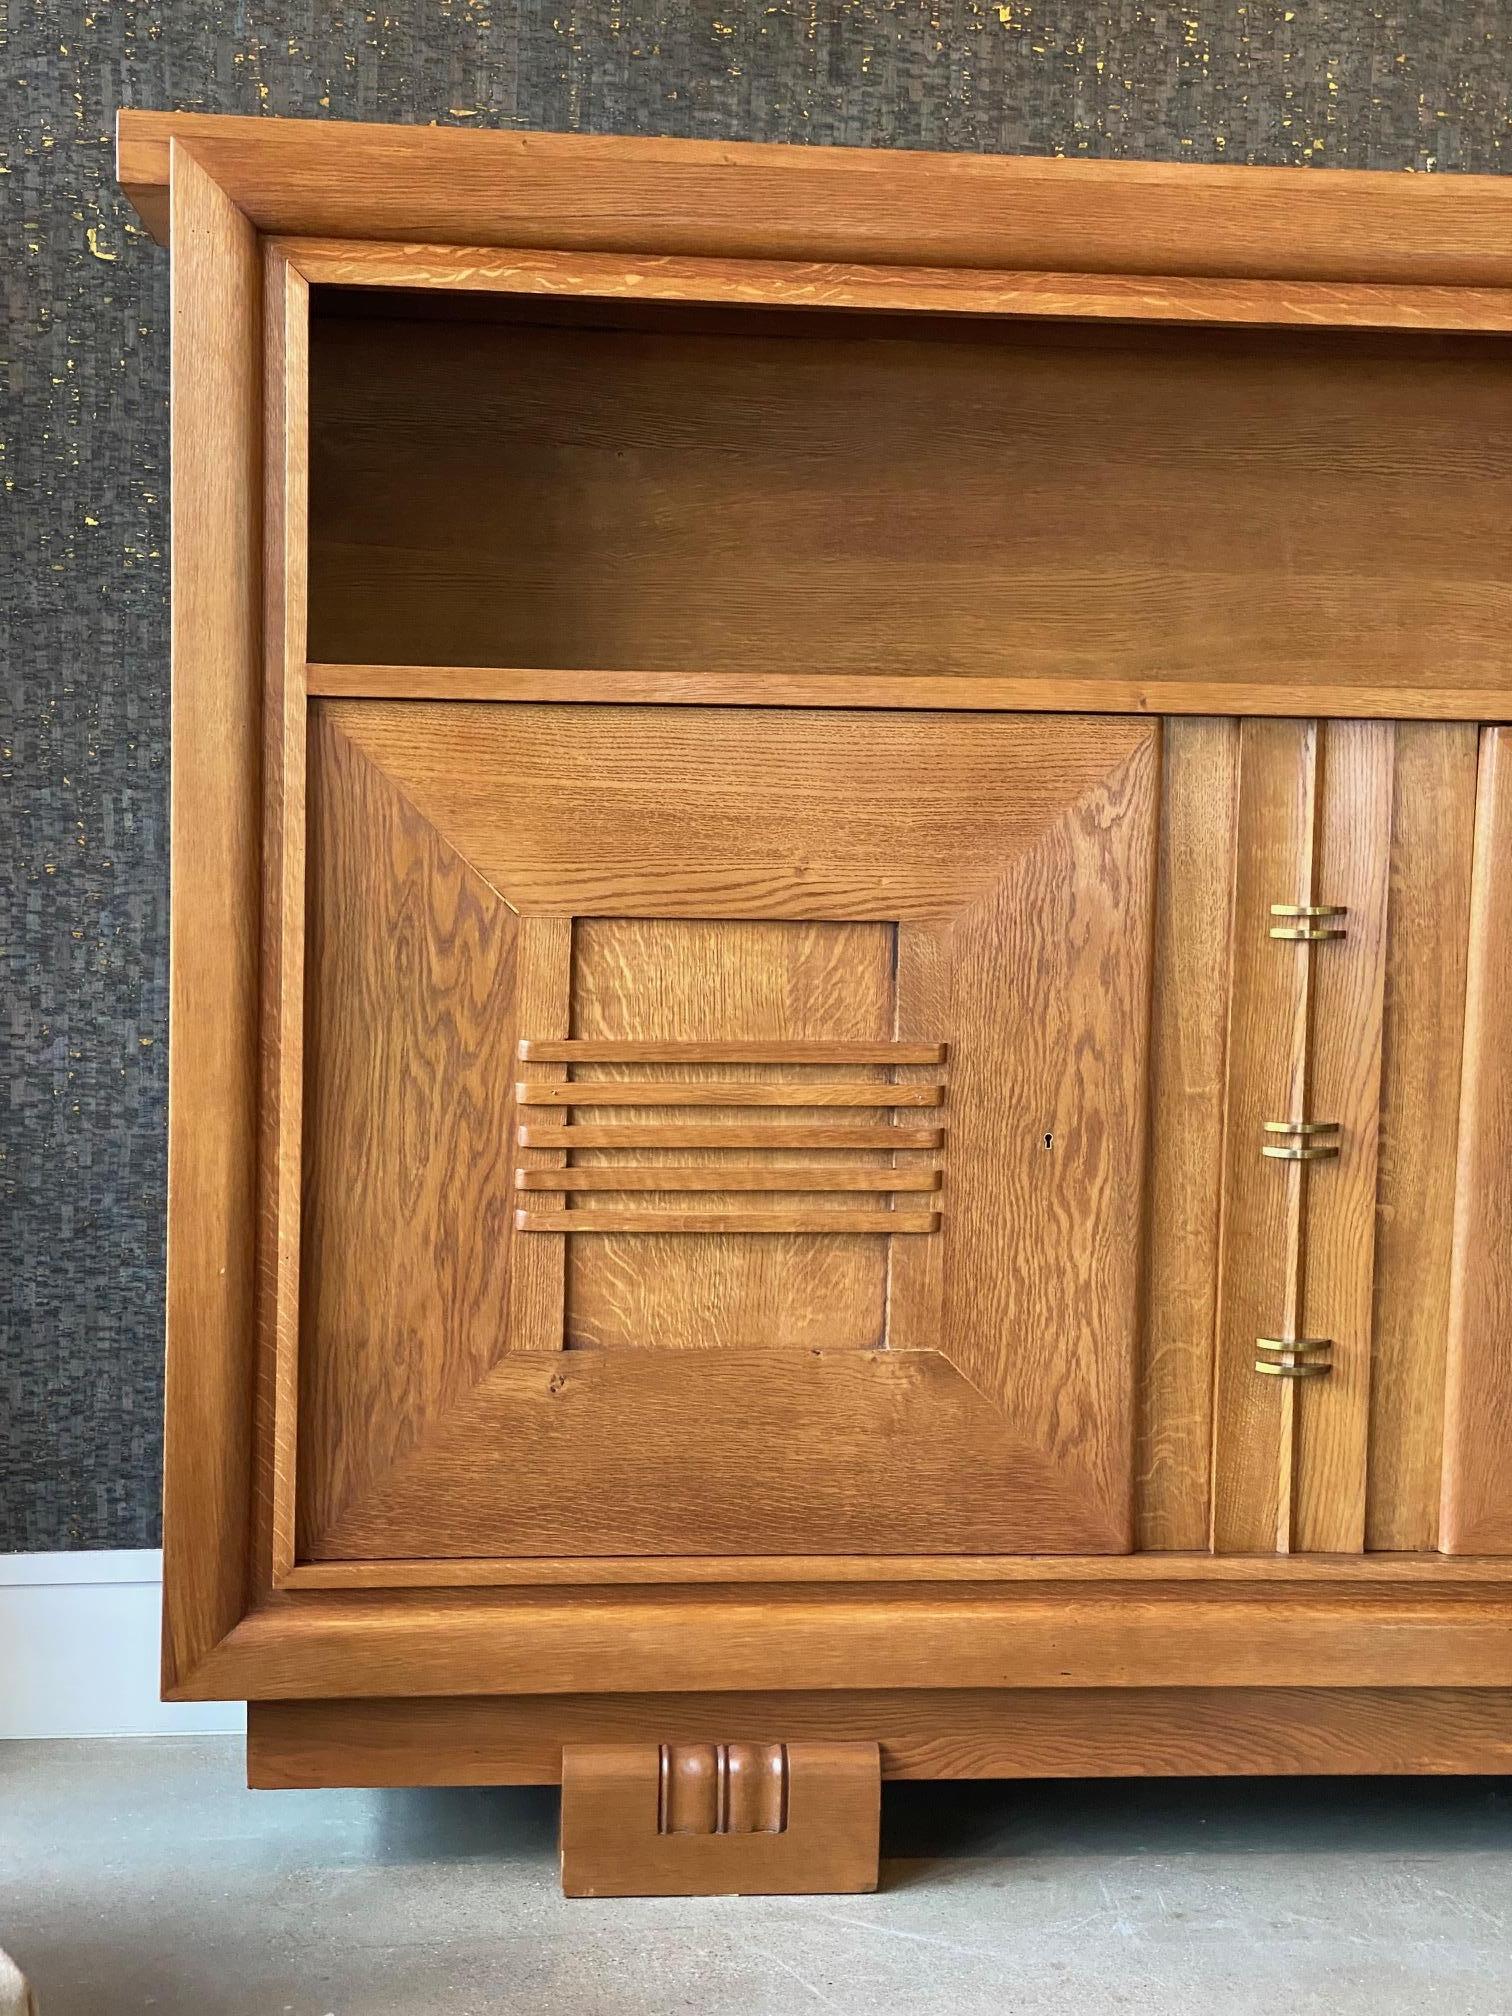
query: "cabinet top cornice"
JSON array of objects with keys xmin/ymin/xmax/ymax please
[{"xmin": 118, "ymin": 109, "xmax": 1512, "ymax": 290}]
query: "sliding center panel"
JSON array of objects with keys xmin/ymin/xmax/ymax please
[{"xmin": 294, "ymin": 702, "xmax": 1158, "ymax": 1560}]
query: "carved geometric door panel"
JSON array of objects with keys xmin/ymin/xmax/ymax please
[{"xmin": 297, "ymin": 704, "xmax": 1158, "ymax": 1559}]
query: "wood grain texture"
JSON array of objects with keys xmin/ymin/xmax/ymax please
[
  {"xmin": 308, "ymin": 308, "xmax": 1512, "ymax": 697},
  {"xmin": 928, "ymin": 739, "xmax": 1158, "ymax": 1548},
  {"xmin": 1211, "ymin": 721, "xmax": 1319, "ymax": 1553},
  {"xmin": 1293, "ymin": 722, "xmax": 1394, "ymax": 1553},
  {"xmin": 297, "ymin": 715, "xmax": 520, "ymax": 1555},
  {"xmin": 1367, "ymin": 724, "xmax": 1480, "ymax": 1551},
  {"xmin": 313, "ymin": 1348, "xmax": 1128, "ymax": 1558},
  {"xmin": 1442, "ymin": 728, "xmax": 1512, "ymax": 1553},
  {"xmin": 1136, "ymin": 718, "xmax": 1238, "ymax": 1550},
  {"xmin": 285, "ymin": 236, "xmax": 1512, "ymax": 335},
  {"xmin": 117, "ymin": 112, "xmax": 1512, "ymax": 289},
  {"xmin": 562, "ymin": 918, "xmax": 896, "ymax": 1356},
  {"xmin": 255, "ymin": 245, "xmax": 310, "ymax": 1592},
  {"xmin": 160, "ymin": 144, "xmax": 262, "ymax": 1692},
  {"xmin": 308, "ymin": 662, "xmax": 1512, "ymax": 723},
  {"xmin": 318, "ymin": 702, "xmax": 1151, "ymax": 921},
  {"xmin": 178, "ymin": 1585, "xmax": 1512, "ymax": 1701},
  {"xmin": 249, "ymin": 1687, "xmax": 1512, "ymax": 1788}
]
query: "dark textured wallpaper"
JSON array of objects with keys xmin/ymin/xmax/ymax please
[{"xmin": 4, "ymin": 2, "xmax": 1510, "ymax": 1552}]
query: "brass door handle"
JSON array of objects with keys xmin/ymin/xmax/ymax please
[
  {"xmin": 1261, "ymin": 1119, "xmax": 1341, "ymax": 1162},
  {"xmin": 1255, "ymin": 1337, "xmax": 1333, "ymax": 1379},
  {"xmin": 1269, "ymin": 903, "xmax": 1348, "ymax": 942}
]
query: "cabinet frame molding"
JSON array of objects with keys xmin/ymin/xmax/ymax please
[{"xmin": 135, "ymin": 113, "xmax": 1512, "ymax": 1708}]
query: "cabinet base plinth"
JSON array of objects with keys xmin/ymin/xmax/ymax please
[
  {"xmin": 247, "ymin": 1687, "xmax": 1512, "ymax": 1791},
  {"xmin": 559, "ymin": 1741, "xmax": 880, "ymax": 1897}
]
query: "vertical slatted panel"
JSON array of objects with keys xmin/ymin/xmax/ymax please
[
  {"xmin": 1366, "ymin": 723, "xmax": 1479, "ymax": 1551},
  {"xmin": 1292, "ymin": 722, "xmax": 1393, "ymax": 1552},
  {"xmin": 1441, "ymin": 727, "xmax": 1512, "ymax": 1554},
  {"xmin": 1210, "ymin": 720, "xmax": 1319, "ymax": 1552},
  {"xmin": 1136, "ymin": 719, "xmax": 1239, "ymax": 1550}
]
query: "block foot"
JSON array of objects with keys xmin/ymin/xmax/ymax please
[{"xmin": 560, "ymin": 1740, "xmax": 880, "ymax": 1897}]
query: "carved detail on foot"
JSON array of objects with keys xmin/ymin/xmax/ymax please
[{"xmin": 560, "ymin": 1740, "xmax": 880, "ymax": 1897}]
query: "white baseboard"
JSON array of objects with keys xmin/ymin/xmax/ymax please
[{"xmin": 0, "ymin": 1551, "xmax": 245, "ymax": 1739}]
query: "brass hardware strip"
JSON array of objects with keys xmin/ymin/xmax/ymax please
[{"xmin": 1251, "ymin": 882, "xmax": 1347, "ymax": 1388}]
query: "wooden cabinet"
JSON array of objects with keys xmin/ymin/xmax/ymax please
[{"xmin": 122, "ymin": 113, "xmax": 1512, "ymax": 1895}]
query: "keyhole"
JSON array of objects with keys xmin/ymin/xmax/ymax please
[{"xmin": 1043, "ymin": 1132, "xmax": 1054, "ymax": 1150}]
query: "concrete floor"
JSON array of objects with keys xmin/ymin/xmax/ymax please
[{"xmin": 2, "ymin": 1741, "xmax": 1511, "ymax": 2015}]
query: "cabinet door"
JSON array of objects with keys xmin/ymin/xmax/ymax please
[
  {"xmin": 1144, "ymin": 717, "xmax": 1496, "ymax": 1558},
  {"xmin": 294, "ymin": 704, "xmax": 1157, "ymax": 1560}
]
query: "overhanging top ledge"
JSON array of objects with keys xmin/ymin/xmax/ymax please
[{"xmin": 118, "ymin": 109, "xmax": 1512, "ymax": 290}]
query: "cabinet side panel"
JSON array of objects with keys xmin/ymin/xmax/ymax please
[
  {"xmin": 1366, "ymin": 723, "xmax": 1479, "ymax": 1550},
  {"xmin": 254, "ymin": 248, "xmax": 310, "ymax": 1590},
  {"xmin": 1136, "ymin": 718, "xmax": 1238, "ymax": 1549},
  {"xmin": 1442, "ymin": 727, "xmax": 1512, "ymax": 1553},
  {"xmin": 162, "ymin": 146, "xmax": 262, "ymax": 1687}
]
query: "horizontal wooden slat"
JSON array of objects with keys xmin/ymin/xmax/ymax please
[
  {"xmin": 517, "ymin": 1124, "xmax": 947, "ymax": 1150},
  {"xmin": 250, "ymin": 1688, "xmax": 1512, "ymax": 1787},
  {"xmin": 515, "ymin": 1209, "xmax": 941, "ymax": 1235},
  {"xmin": 305, "ymin": 664, "xmax": 1512, "ymax": 724},
  {"xmin": 518, "ymin": 1038, "xmax": 947, "ymax": 1065},
  {"xmin": 514, "ymin": 1166, "xmax": 941, "ymax": 1193},
  {"xmin": 286, "ymin": 238, "xmax": 1512, "ymax": 334},
  {"xmin": 183, "ymin": 1586, "xmax": 1512, "ymax": 1701},
  {"xmin": 283, "ymin": 1551, "xmax": 1512, "ymax": 1590},
  {"xmin": 516, "ymin": 1080, "xmax": 943, "ymax": 1108}
]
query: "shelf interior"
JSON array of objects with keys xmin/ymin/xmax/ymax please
[{"xmin": 307, "ymin": 285, "xmax": 1512, "ymax": 697}]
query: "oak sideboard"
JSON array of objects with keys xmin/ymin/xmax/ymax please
[{"xmin": 120, "ymin": 110, "xmax": 1512, "ymax": 1896}]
